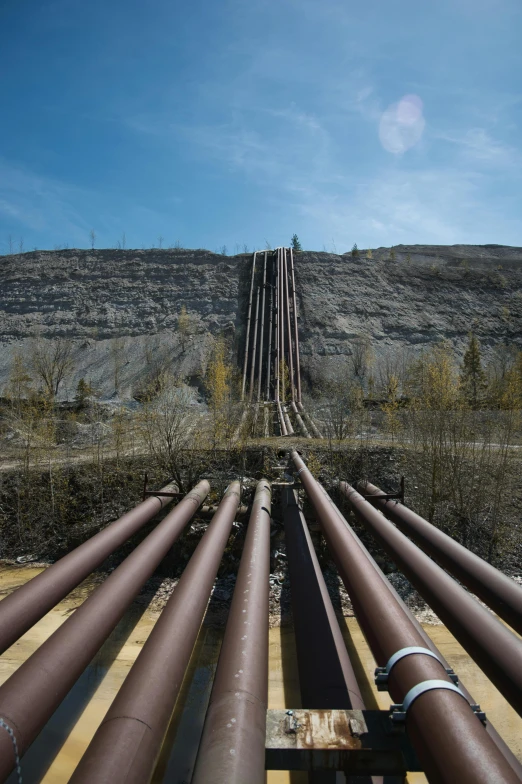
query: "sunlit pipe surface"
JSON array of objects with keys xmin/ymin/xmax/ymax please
[
  {"xmin": 0, "ymin": 480, "xmax": 210, "ymax": 783},
  {"xmin": 317, "ymin": 479, "xmax": 522, "ymax": 779},
  {"xmin": 192, "ymin": 479, "xmax": 271, "ymax": 784},
  {"xmin": 291, "ymin": 452, "xmax": 519, "ymax": 784},
  {"xmin": 256, "ymin": 252, "xmax": 267, "ymax": 401},
  {"xmin": 289, "ymin": 247, "xmax": 302, "ymax": 403},
  {"xmin": 356, "ymin": 480, "xmax": 522, "ymax": 636},
  {"xmin": 70, "ymin": 481, "xmax": 241, "ymax": 784},
  {"xmin": 340, "ymin": 481, "xmax": 522, "ymax": 718},
  {"xmin": 0, "ymin": 481, "xmax": 177, "ymax": 655},
  {"xmin": 241, "ymin": 252, "xmax": 256, "ymax": 400},
  {"xmin": 249, "ymin": 286, "xmax": 260, "ymax": 402},
  {"xmin": 283, "ymin": 249, "xmax": 295, "ymax": 402}
]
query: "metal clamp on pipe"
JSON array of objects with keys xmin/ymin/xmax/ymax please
[
  {"xmin": 375, "ymin": 646, "xmax": 458, "ymax": 690},
  {"xmin": 389, "ymin": 680, "xmax": 486, "ymax": 725}
]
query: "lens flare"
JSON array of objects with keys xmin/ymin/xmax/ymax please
[{"xmin": 379, "ymin": 94, "xmax": 425, "ymax": 154}]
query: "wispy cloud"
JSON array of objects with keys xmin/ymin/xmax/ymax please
[
  {"xmin": 435, "ymin": 127, "xmax": 521, "ymax": 167},
  {"xmin": 0, "ymin": 159, "xmax": 94, "ymax": 247}
]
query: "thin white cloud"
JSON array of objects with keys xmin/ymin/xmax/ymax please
[{"xmin": 435, "ymin": 127, "xmax": 521, "ymax": 167}]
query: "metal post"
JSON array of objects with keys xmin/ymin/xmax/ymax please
[
  {"xmin": 339, "ymin": 482, "xmax": 522, "ymax": 718},
  {"xmin": 0, "ymin": 482, "xmax": 178, "ymax": 655},
  {"xmin": 357, "ymin": 480, "xmax": 522, "ymax": 636},
  {"xmin": 249, "ymin": 286, "xmax": 260, "ymax": 402},
  {"xmin": 0, "ymin": 481, "xmax": 210, "ymax": 782},
  {"xmin": 256, "ymin": 252, "xmax": 267, "ymax": 402},
  {"xmin": 289, "ymin": 247, "xmax": 302, "ymax": 403},
  {"xmin": 70, "ymin": 483, "xmax": 241, "ymax": 784},
  {"xmin": 192, "ymin": 480, "xmax": 271, "ymax": 784},
  {"xmin": 283, "ymin": 249, "xmax": 295, "ymax": 402},
  {"xmin": 241, "ymin": 252, "xmax": 256, "ymax": 400},
  {"xmin": 290, "ymin": 452, "xmax": 519, "ymax": 784}
]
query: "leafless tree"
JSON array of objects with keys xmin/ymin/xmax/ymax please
[
  {"xmin": 242, "ymin": 243, "xmax": 249, "ymax": 253},
  {"xmin": 19, "ymin": 237, "xmax": 24, "ymax": 254},
  {"xmin": 30, "ymin": 338, "xmax": 75, "ymax": 398},
  {"xmin": 220, "ymin": 245, "xmax": 228, "ymax": 256},
  {"xmin": 350, "ymin": 334, "xmax": 372, "ymax": 387},
  {"xmin": 7, "ymin": 235, "xmax": 14, "ymax": 254},
  {"xmin": 89, "ymin": 229, "xmax": 96, "ymax": 249},
  {"xmin": 158, "ymin": 235, "xmax": 164, "ymax": 249},
  {"xmin": 174, "ymin": 239, "xmax": 183, "ymax": 250},
  {"xmin": 139, "ymin": 385, "xmax": 203, "ymax": 492}
]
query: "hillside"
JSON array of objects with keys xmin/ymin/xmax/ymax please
[{"xmin": 0, "ymin": 244, "xmax": 521, "ymax": 397}]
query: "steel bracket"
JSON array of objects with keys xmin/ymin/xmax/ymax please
[
  {"xmin": 388, "ymin": 680, "xmax": 486, "ymax": 726},
  {"xmin": 375, "ymin": 646, "xmax": 458, "ymax": 691}
]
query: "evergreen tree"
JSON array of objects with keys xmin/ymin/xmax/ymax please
[
  {"xmin": 291, "ymin": 234, "xmax": 302, "ymax": 252},
  {"xmin": 460, "ymin": 333, "xmax": 486, "ymax": 408},
  {"xmin": 75, "ymin": 378, "xmax": 96, "ymax": 409},
  {"xmin": 352, "ymin": 243, "xmax": 359, "ymax": 258}
]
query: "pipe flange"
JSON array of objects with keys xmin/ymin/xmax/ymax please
[
  {"xmin": 389, "ymin": 679, "xmax": 486, "ymax": 725},
  {"xmin": 375, "ymin": 646, "xmax": 458, "ymax": 691}
]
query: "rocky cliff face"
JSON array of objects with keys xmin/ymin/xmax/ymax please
[{"xmin": 0, "ymin": 244, "xmax": 521, "ymax": 397}]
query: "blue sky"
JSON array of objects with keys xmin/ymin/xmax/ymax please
[{"xmin": 0, "ymin": 0, "xmax": 521, "ymax": 254}]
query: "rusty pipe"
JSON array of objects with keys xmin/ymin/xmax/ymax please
[
  {"xmin": 339, "ymin": 481, "xmax": 522, "ymax": 718},
  {"xmin": 318, "ymin": 480, "xmax": 522, "ymax": 779},
  {"xmin": 319, "ymin": 481, "xmax": 522, "ymax": 779},
  {"xmin": 275, "ymin": 251, "xmax": 280, "ymax": 403},
  {"xmin": 257, "ymin": 252, "xmax": 267, "ymax": 402},
  {"xmin": 279, "ymin": 249, "xmax": 285, "ymax": 400},
  {"xmin": 0, "ymin": 482, "xmax": 177, "ymax": 655},
  {"xmin": 277, "ymin": 401, "xmax": 288, "ymax": 437},
  {"xmin": 357, "ymin": 480, "xmax": 522, "ymax": 636},
  {"xmin": 283, "ymin": 488, "xmax": 365, "ymax": 710},
  {"xmin": 266, "ymin": 256, "xmax": 274, "ymax": 400},
  {"xmin": 283, "ymin": 249, "xmax": 295, "ymax": 403},
  {"xmin": 192, "ymin": 479, "xmax": 271, "ymax": 784},
  {"xmin": 291, "ymin": 401, "xmax": 311, "ymax": 438},
  {"xmin": 282, "ymin": 488, "xmax": 377, "ymax": 784},
  {"xmin": 0, "ymin": 480, "xmax": 210, "ymax": 782},
  {"xmin": 241, "ymin": 252, "xmax": 256, "ymax": 400},
  {"xmin": 283, "ymin": 405, "xmax": 294, "ymax": 436},
  {"xmin": 70, "ymin": 481, "xmax": 241, "ymax": 784},
  {"xmin": 249, "ymin": 286, "xmax": 260, "ymax": 402},
  {"xmin": 291, "ymin": 453, "xmax": 519, "ymax": 784},
  {"xmin": 289, "ymin": 247, "xmax": 302, "ymax": 403}
]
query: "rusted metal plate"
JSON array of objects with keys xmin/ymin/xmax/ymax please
[
  {"xmin": 266, "ymin": 709, "xmax": 363, "ymax": 750},
  {"xmin": 265, "ymin": 709, "xmax": 419, "ymax": 775}
]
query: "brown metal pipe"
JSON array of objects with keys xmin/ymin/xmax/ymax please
[
  {"xmin": 339, "ymin": 481, "xmax": 522, "ymax": 718},
  {"xmin": 283, "ymin": 488, "xmax": 365, "ymax": 710},
  {"xmin": 289, "ymin": 247, "xmax": 302, "ymax": 403},
  {"xmin": 249, "ymin": 287, "xmax": 260, "ymax": 402},
  {"xmin": 275, "ymin": 250, "xmax": 280, "ymax": 403},
  {"xmin": 0, "ymin": 482, "xmax": 177, "ymax": 655},
  {"xmin": 279, "ymin": 249, "xmax": 285, "ymax": 400},
  {"xmin": 291, "ymin": 452, "xmax": 519, "ymax": 784},
  {"xmin": 277, "ymin": 401, "xmax": 288, "ymax": 437},
  {"xmin": 357, "ymin": 480, "xmax": 522, "ymax": 636},
  {"xmin": 301, "ymin": 408, "xmax": 322, "ymax": 438},
  {"xmin": 241, "ymin": 252, "xmax": 256, "ymax": 400},
  {"xmin": 319, "ymin": 480, "xmax": 522, "ymax": 779},
  {"xmin": 319, "ymin": 482, "xmax": 522, "ymax": 779},
  {"xmin": 266, "ymin": 255, "xmax": 274, "ymax": 400},
  {"xmin": 257, "ymin": 252, "xmax": 267, "ymax": 402},
  {"xmin": 283, "ymin": 249, "xmax": 295, "ymax": 402},
  {"xmin": 70, "ymin": 481, "xmax": 241, "ymax": 784},
  {"xmin": 192, "ymin": 479, "xmax": 271, "ymax": 784},
  {"xmin": 0, "ymin": 480, "xmax": 210, "ymax": 782}
]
